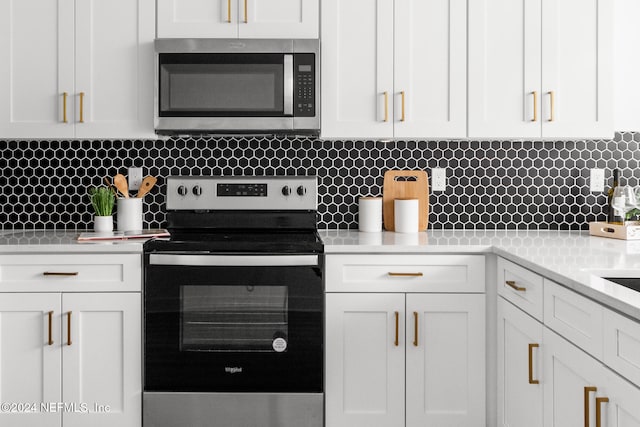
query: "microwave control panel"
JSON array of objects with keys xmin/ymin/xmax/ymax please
[{"xmin": 294, "ymin": 54, "xmax": 315, "ymax": 117}]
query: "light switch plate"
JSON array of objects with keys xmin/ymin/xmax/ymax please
[
  {"xmin": 128, "ymin": 167, "xmax": 143, "ymax": 191},
  {"xmin": 590, "ymin": 168, "xmax": 605, "ymax": 192},
  {"xmin": 432, "ymin": 168, "xmax": 447, "ymax": 192}
]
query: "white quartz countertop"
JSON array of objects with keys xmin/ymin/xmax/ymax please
[
  {"xmin": 0, "ymin": 230, "xmax": 145, "ymax": 253},
  {"xmin": 320, "ymin": 229, "xmax": 640, "ymax": 320}
]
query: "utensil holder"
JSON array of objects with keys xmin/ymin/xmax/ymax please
[{"xmin": 117, "ymin": 198, "xmax": 143, "ymax": 231}]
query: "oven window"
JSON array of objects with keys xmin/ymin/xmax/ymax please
[
  {"xmin": 180, "ymin": 285, "xmax": 289, "ymax": 353},
  {"xmin": 159, "ymin": 53, "xmax": 285, "ymax": 116}
]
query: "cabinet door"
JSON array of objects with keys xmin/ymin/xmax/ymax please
[
  {"xmin": 406, "ymin": 293, "xmax": 485, "ymax": 427},
  {"xmin": 541, "ymin": 0, "xmax": 613, "ymax": 138},
  {"xmin": 0, "ymin": 0, "xmax": 74, "ymax": 138},
  {"xmin": 394, "ymin": 0, "xmax": 466, "ymax": 138},
  {"xmin": 62, "ymin": 293, "xmax": 141, "ymax": 427},
  {"xmin": 325, "ymin": 293, "xmax": 405, "ymax": 427},
  {"xmin": 468, "ymin": 0, "xmax": 542, "ymax": 138},
  {"xmin": 543, "ymin": 327, "xmax": 606, "ymax": 427},
  {"xmin": 321, "ymin": 0, "xmax": 394, "ymax": 139},
  {"xmin": 74, "ymin": 0, "xmax": 155, "ymax": 138},
  {"xmin": 157, "ymin": 0, "xmax": 238, "ymax": 38},
  {"xmin": 0, "ymin": 293, "xmax": 61, "ymax": 427},
  {"xmin": 497, "ymin": 298, "xmax": 543, "ymax": 427},
  {"xmin": 239, "ymin": 0, "xmax": 318, "ymax": 38},
  {"xmin": 604, "ymin": 367, "xmax": 640, "ymax": 427}
]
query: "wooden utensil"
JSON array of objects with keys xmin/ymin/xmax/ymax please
[
  {"xmin": 113, "ymin": 174, "xmax": 129, "ymax": 198},
  {"xmin": 382, "ymin": 170, "xmax": 429, "ymax": 231},
  {"xmin": 136, "ymin": 176, "xmax": 157, "ymax": 199}
]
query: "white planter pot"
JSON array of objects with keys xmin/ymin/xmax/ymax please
[{"xmin": 94, "ymin": 215, "xmax": 114, "ymax": 232}]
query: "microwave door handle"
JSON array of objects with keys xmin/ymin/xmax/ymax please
[{"xmin": 284, "ymin": 54, "xmax": 294, "ymax": 116}]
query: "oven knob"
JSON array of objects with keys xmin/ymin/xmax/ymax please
[
  {"xmin": 281, "ymin": 186, "xmax": 291, "ymax": 196},
  {"xmin": 192, "ymin": 185, "xmax": 202, "ymax": 196},
  {"xmin": 297, "ymin": 185, "xmax": 307, "ymax": 196},
  {"xmin": 177, "ymin": 185, "xmax": 188, "ymax": 196}
]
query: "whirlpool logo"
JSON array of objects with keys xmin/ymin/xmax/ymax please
[{"xmin": 225, "ymin": 367, "xmax": 243, "ymax": 374}]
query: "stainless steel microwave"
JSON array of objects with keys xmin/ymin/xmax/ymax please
[{"xmin": 154, "ymin": 39, "xmax": 319, "ymax": 135}]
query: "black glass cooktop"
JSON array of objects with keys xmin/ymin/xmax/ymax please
[{"xmin": 144, "ymin": 230, "xmax": 323, "ymax": 254}]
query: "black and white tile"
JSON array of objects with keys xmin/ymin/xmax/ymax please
[{"xmin": 0, "ymin": 132, "xmax": 638, "ymax": 230}]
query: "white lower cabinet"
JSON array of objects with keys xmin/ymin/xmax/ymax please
[
  {"xmin": 496, "ymin": 257, "xmax": 640, "ymax": 427},
  {"xmin": 0, "ymin": 253, "xmax": 142, "ymax": 427},
  {"xmin": 326, "ymin": 292, "xmax": 485, "ymax": 427},
  {"xmin": 497, "ymin": 298, "xmax": 543, "ymax": 427}
]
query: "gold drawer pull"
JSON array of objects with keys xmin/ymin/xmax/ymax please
[
  {"xmin": 548, "ymin": 90, "xmax": 555, "ymax": 122},
  {"xmin": 505, "ymin": 280, "xmax": 526, "ymax": 292},
  {"xmin": 413, "ymin": 311, "xmax": 418, "ymax": 347},
  {"xmin": 388, "ymin": 272, "xmax": 423, "ymax": 277},
  {"xmin": 244, "ymin": 0, "xmax": 248, "ymax": 23},
  {"xmin": 400, "ymin": 91, "xmax": 406, "ymax": 122},
  {"xmin": 394, "ymin": 311, "xmax": 399, "ymax": 347},
  {"xmin": 383, "ymin": 91, "xmax": 389, "ymax": 122},
  {"xmin": 47, "ymin": 311, "xmax": 54, "ymax": 346},
  {"xmin": 227, "ymin": 0, "xmax": 231, "ymax": 22},
  {"xmin": 532, "ymin": 91, "xmax": 538, "ymax": 122},
  {"xmin": 584, "ymin": 386, "xmax": 597, "ymax": 427},
  {"xmin": 67, "ymin": 311, "xmax": 72, "ymax": 346},
  {"xmin": 528, "ymin": 343, "xmax": 539, "ymax": 384},
  {"xmin": 79, "ymin": 92, "xmax": 85, "ymax": 123},
  {"xmin": 43, "ymin": 272, "xmax": 79, "ymax": 276},
  {"xmin": 596, "ymin": 397, "xmax": 609, "ymax": 427},
  {"xmin": 62, "ymin": 92, "xmax": 68, "ymax": 123}
]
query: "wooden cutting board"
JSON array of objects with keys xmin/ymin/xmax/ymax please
[{"xmin": 383, "ymin": 170, "xmax": 429, "ymax": 231}]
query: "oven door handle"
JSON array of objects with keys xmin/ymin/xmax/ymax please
[
  {"xmin": 149, "ymin": 254, "xmax": 319, "ymax": 267},
  {"xmin": 284, "ymin": 54, "xmax": 294, "ymax": 116}
]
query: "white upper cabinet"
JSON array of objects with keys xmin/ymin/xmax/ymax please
[
  {"xmin": 393, "ymin": 0, "xmax": 467, "ymax": 139},
  {"xmin": 321, "ymin": 0, "xmax": 466, "ymax": 139},
  {"xmin": 157, "ymin": 0, "xmax": 319, "ymax": 39},
  {"xmin": 0, "ymin": 0, "xmax": 74, "ymax": 139},
  {"xmin": 469, "ymin": 0, "xmax": 613, "ymax": 139},
  {"xmin": 75, "ymin": 0, "xmax": 155, "ymax": 139},
  {"xmin": 0, "ymin": 0, "xmax": 155, "ymax": 139}
]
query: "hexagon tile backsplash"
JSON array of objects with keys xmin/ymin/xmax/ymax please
[{"xmin": 0, "ymin": 132, "xmax": 638, "ymax": 230}]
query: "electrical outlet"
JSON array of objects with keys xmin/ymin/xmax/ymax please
[
  {"xmin": 128, "ymin": 167, "xmax": 143, "ymax": 191},
  {"xmin": 432, "ymin": 168, "xmax": 447, "ymax": 192},
  {"xmin": 590, "ymin": 168, "xmax": 605, "ymax": 192}
]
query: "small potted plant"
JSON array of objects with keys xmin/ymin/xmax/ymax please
[{"xmin": 89, "ymin": 186, "xmax": 115, "ymax": 232}]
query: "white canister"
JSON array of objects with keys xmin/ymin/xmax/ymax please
[
  {"xmin": 358, "ymin": 197, "xmax": 383, "ymax": 232},
  {"xmin": 394, "ymin": 199, "xmax": 419, "ymax": 233},
  {"xmin": 117, "ymin": 198, "xmax": 143, "ymax": 232}
]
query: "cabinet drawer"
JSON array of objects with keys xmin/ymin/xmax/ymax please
[
  {"xmin": 544, "ymin": 279, "xmax": 603, "ymax": 360},
  {"xmin": 604, "ymin": 309, "xmax": 640, "ymax": 387},
  {"xmin": 325, "ymin": 254, "xmax": 485, "ymax": 293},
  {"xmin": 0, "ymin": 254, "xmax": 141, "ymax": 292},
  {"xmin": 497, "ymin": 257, "xmax": 544, "ymax": 321}
]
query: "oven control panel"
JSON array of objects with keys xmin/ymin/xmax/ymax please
[{"xmin": 166, "ymin": 176, "xmax": 317, "ymax": 211}]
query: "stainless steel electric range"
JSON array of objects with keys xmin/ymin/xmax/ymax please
[{"xmin": 143, "ymin": 176, "xmax": 323, "ymax": 427}]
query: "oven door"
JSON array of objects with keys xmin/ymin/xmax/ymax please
[{"xmin": 144, "ymin": 253, "xmax": 323, "ymax": 393}]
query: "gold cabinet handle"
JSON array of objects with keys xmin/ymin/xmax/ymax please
[
  {"xmin": 528, "ymin": 343, "xmax": 539, "ymax": 384},
  {"xmin": 388, "ymin": 272, "xmax": 423, "ymax": 277},
  {"xmin": 413, "ymin": 311, "xmax": 418, "ymax": 347},
  {"xmin": 67, "ymin": 311, "xmax": 72, "ymax": 346},
  {"xmin": 548, "ymin": 90, "xmax": 555, "ymax": 122},
  {"xmin": 400, "ymin": 91, "xmax": 406, "ymax": 122},
  {"xmin": 47, "ymin": 311, "xmax": 54, "ymax": 346},
  {"xmin": 505, "ymin": 280, "xmax": 526, "ymax": 292},
  {"xmin": 62, "ymin": 92, "xmax": 68, "ymax": 123},
  {"xmin": 584, "ymin": 386, "xmax": 597, "ymax": 427},
  {"xmin": 227, "ymin": 0, "xmax": 231, "ymax": 22},
  {"xmin": 532, "ymin": 91, "xmax": 538, "ymax": 122},
  {"xmin": 383, "ymin": 91, "xmax": 389, "ymax": 122},
  {"xmin": 595, "ymin": 397, "xmax": 609, "ymax": 427},
  {"xmin": 79, "ymin": 92, "xmax": 85, "ymax": 123},
  {"xmin": 394, "ymin": 311, "xmax": 399, "ymax": 347},
  {"xmin": 244, "ymin": 0, "xmax": 248, "ymax": 23},
  {"xmin": 43, "ymin": 272, "xmax": 78, "ymax": 276}
]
